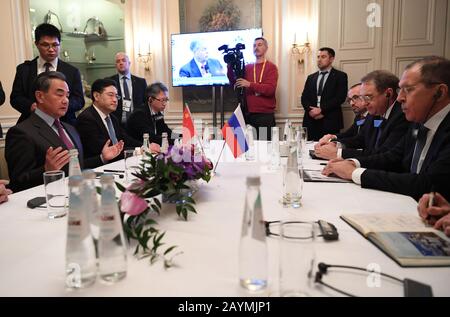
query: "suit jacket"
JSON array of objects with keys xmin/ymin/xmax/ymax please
[
  {"xmin": 10, "ymin": 57, "xmax": 84, "ymax": 125},
  {"xmin": 76, "ymin": 106, "xmax": 141, "ymax": 166},
  {"xmin": 5, "ymin": 113, "xmax": 102, "ymax": 192},
  {"xmin": 340, "ymin": 102, "xmax": 410, "ymax": 158},
  {"xmin": 179, "ymin": 58, "xmax": 224, "ymax": 78},
  {"xmin": 126, "ymin": 104, "xmax": 174, "ymax": 146},
  {"xmin": 301, "ymin": 68, "xmax": 348, "ymax": 140},
  {"xmin": 336, "ymin": 114, "xmax": 369, "ymax": 140},
  {"xmin": 358, "ymin": 110, "xmax": 450, "ymax": 201},
  {"xmin": 0, "ymin": 81, "xmax": 4, "ymax": 138},
  {"xmin": 107, "ymin": 74, "xmax": 147, "ymax": 127}
]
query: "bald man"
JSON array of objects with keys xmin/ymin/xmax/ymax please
[{"xmin": 107, "ymin": 52, "xmax": 147, "ymax": 127}]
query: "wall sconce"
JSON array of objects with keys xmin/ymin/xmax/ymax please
[
  {"xmin": 291, "ymin": 32, "xmax": 311, "ymax": 66},
  {"xmin": 138, "ymin": 52, "xmax": 152, "ymax": 72}
]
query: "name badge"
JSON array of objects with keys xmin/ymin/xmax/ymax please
[
  {"xmin": 122, "ymin": 100, "xmax": 132, "ymax": 112},
  {"xmin": 356, "ymin": 119, "xmax": 366, "ymax": 127},
  {"xmin": 374, "ymin": 119, "xmax": 383, "ymax": 128}
]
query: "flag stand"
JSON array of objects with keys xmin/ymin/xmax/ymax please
[{"xmin": 212, "ymin": 141, "xmax": 227, "ymax": 177}]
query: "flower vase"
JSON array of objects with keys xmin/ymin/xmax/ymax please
[{"xmin": 162, "ymin": 180, "xmax": 199, "ymax": 204}]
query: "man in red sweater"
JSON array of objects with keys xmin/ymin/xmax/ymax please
[{"xmin": 230, "ymin": 37, "xmax": 279, "ymax": 140}]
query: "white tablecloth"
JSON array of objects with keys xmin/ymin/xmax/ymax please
[{"xmin": 1, "ymin": 141, "xmax": 449, "ymax": 297}]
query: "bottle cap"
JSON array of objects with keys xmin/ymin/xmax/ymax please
[
  {"xmin": 69, "ymin": 149, "xmax": 79, "ymax": 156},
  {"xmin": 82, "ymin": 169, "xmax": 96, "ymax": 180},
  {"xmin": 162, "ymin": 132, "xmax": 168, "ymax": 137},
  {"xmin": 143, "ymin": 133, "xmax": 149, "ymax": 138},
  {"xmin": 246, "ymin": 176, "xmax": 261, "ymax": 186},
  {"xmin": 68, "ymin": 175, "xmax": 83, "ymax": 186},
  {"xmin": 100, "ymin": 174, "xmax": 115, "ymax": 184}
]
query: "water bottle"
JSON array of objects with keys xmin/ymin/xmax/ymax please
[
  {"xmin": 161, "ymin": 132, "xmax": 169, "ymax": 153},
  {"xmin": 142, "ymin": 133, "xmax": 150, "ymax": 154},
  {"xmin": 245, "ymin": 125, "xmax": 255, "ymax": 161},
  {"xmin": 69, "ymin": 149, "xmax": 82, "ymax": 177},
  {"xmin": 282, "ymin": 142, "xmax": 303, "ymax": 208},
  {"xmin": 82, "ymin": 170, "xmax": 99, "ymax": 248},
  {"xmin": 65, "ymin": 176, "xmax": 97, "ymax": 289},
  {"xmin": 270, "ymin": 127, "xmax": 280, "ymax": 169},
  {"xmin": 98, "ymin": 174, "xmax": 127, "ymax": 283},
  {"xmin": 239, "ymin": 176, "xmax": 268, "ymax": 292},
  {"xmin": 283, "ymin": 120, "xmax": 290, "ymax": 141},
  {"xmin": 203, "ymin": 122, "xmax": 211, "ymax": 149}
]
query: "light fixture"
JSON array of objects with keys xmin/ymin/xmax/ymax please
[
  {"xmin": 291, "ymin": 32, "xmax": 311, "ymax": 66},
  {"xmin": 138, "ymin": 52, "xmax": 152, "ymax": 72}
]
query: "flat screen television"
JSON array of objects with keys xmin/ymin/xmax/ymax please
[{"xmin": 171, "ymin": 28, "xmax": 263, "ymax": 87}]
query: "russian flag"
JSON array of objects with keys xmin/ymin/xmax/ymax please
[{"xmin": 221, "ymin": 105, "xmax": 249, "ymax": 158}]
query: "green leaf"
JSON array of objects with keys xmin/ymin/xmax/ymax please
[
  {"xmin": 115, "ymin": 182, "xmax": 126, "ymax": 193},
  {"xmin": 164, "ymin": 245, "xmax": 178, "ymax": 256}
]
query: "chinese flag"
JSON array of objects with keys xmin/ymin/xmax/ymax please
[{"xmin": 183, "ymin": 104, "xmax": 197, "ymax": 145}]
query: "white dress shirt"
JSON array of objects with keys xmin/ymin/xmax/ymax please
[{"xmin": 37, "ymin": 57, "xmax": 58, "ymax": 75}]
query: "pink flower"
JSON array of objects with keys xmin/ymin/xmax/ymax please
[{"xmin": 120, "ymin": 191, "xmax": 148, "ymax": 216}]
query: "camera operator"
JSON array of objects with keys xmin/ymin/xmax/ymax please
[{"xmin": 227, "ymin": 37, "xmax": 279, "ymax": 140}]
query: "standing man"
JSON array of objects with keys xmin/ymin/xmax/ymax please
[
  {"xmin": 5, "ymin": 72, "xmax": 123, "ymax": 192},
  {"xmin": 179, "ymin": 40, "xmax": 225, "ymax": 78},
  {"xmin": 0, "ymin": 81, "xmax": 5, "ymax": 138},
  {"xmin": 76, "ymin": 79, "xmax": 152, "ymax": 167},
  {"xmin": 322, "ymin": 56, "xmax": 450, "ymax": 201},
  {"xmin": 10, "ymin": 23, "xmax": 84, "ymax": 125},
  {"xmin": 127, "ymin": 82, "xmax": 174, "ymax": 145},
  {"xmin": 301, "ymin": 47, "xmax": 348, "ymax": 141},
  {"xmin": 108, "ymin": 52, "xmax": 147, "ymax": 128},
  {"xmin": 230, "ymin": 37, "xmax": 279, "ymax": 140}
]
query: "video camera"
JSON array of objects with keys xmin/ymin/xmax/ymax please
[{"xmin": 218, "ymin": 43, "xmax": 246, "ymax": 79}]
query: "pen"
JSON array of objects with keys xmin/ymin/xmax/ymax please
[
  {"xmin": 104, "ymin": 169, "xmax": 125, "ymax": 174},
  {"xmin": 320, "ymin": 163, "xmax": 327, "ymax": 166},
  {"xmin": 426, "ymin": 191, "xmax": 436, "ymax": 221}
]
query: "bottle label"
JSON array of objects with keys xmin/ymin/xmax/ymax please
[
  {"xmin": 99, "ymin": 204, "xmax": 121, "ymax": 241},
  {"xmin": 67, "ymin": 210, "xmax": 90, "ymax": 241}
]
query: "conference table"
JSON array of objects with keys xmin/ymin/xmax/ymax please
[{"xmin": 1, "ymin": 141, "xmax": 449, "ymax": 297}]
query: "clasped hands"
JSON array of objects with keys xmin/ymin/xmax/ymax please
[
  {"xmin": 314, "ymin": 135, "xmax": 339, "ymax": 160},
  {"xmin": 321, "ymin": 158, "xmax": 356, "ymax": 181},
  {"xmin": 309, "ymin": 106, "xmax": 324, "ymax": 120}
]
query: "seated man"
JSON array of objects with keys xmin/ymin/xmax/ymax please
[
  {"xmin": 127, "ymin": 82, "xmax": 175, "ymax": 146},
  {"xmin": 76, "ymin": 79, "xmax": 156, "ymax": 167},
  {"xmin": 179, "ymin": 40, "xmax": 224, "ymax": 78},
  {"xmin": 322, "ymin": 56, "xmax": 450, "ymax": 201},
  {"xmin": 418, "ymin": 193, "xmax": 450, "ymax": 237},
  {"xmin": 0, "ymin": 180, "xmax": 12, "ymax": 204},
  {"xmin": 315, "ymin": 70, "xmax": 410, "ymax": 160},
  {"xmin": 319, "ymin": 83, "xmax": 368, "ymax": 143},
  {"xmin": 5, "ymin": 72, "xmax": 123, "ymax": 192}
]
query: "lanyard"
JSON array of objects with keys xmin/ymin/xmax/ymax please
[{"xmin": 253, "ymin": 59, "xmax": 267, "ymax": 83}]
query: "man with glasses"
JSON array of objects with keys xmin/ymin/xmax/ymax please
[
  {"xmin": 10, "ymin": 23, "xmax": 84, "ymax": 125},
  {"xmin": 76, "ymin": 79, "xmax": 154, "ymax": 167},
  {"xmin": 315, "ymin": 70, "xmax": 409, "ymax": 160},
  {"xmin": 6, "ymin": 72, "xmax": 122, "ymax": 192},
  {"xmin": 323, "ymin": 56, "xmax": 450, "ymax": 201},
  {"xmin": 126, "ymin": 82, "xmax": 174, "ymax": 146}
]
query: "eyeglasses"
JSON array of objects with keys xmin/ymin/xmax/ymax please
[
  {"xmin": 38, "ymin": 42, "xmax": 61, "ymax": 50},
  {"xmin": 152, "ymin": 97, "xmax": 170, "ymax": 103},
  {"xmin": 346, "ymin": 95, "xmax": 361, "ymax": 103},
  {"xmin": 359, "ymin": 95, "xmax": 375, "ymax": 102},
  {"xmin": 397, "ymin": 82, "xmax": 442, "ymax": 96},
  {"xmin": 103, "ymin": 92, "xmax": 121, "ymax": 100}
]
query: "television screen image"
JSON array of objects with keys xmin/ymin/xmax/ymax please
[{"xmin": 171, "ymin": 28, "xmax": 263, "ymax": 87}]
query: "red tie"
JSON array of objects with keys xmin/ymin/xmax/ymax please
[{"xmin": 54, "ymin": 119, "xmax": 74, "ymax": 150}]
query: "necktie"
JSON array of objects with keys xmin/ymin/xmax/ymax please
[
  {"xmin": 44, "ymin": 62, "xmax": 52, "ymax": 73},
  {"xmin": 317, "ymin": 71, "xmax": 328, "ymax": 96},
  {"xmin": 54, "ymin": 119, "xmax": 74, "ymax": 150},
  {"xmin": 105, "ymin": 116, "xmax": 118, "ymax": 145},
  {"xmin": 410, "ymin": 124, "xmax": 429, "ymax": 174},
  {"xmin": 122, "ymin": 77, "xmax": 131, "ymax": 100}
]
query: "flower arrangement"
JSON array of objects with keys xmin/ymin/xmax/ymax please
[
  {"xmin": 199, "ymin": 0, "xmax": 241, "ymax": 32},
  {"xmin": 117, "ymin": 145, "xmax": 213, "ymax": 265}
]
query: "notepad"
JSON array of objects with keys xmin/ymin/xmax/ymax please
[
  {"xmin": 341, "ymin": 213, "xmax": 450, "ymax": 267},
  {"xmin": 303, "ymin": 170, "xmax": 352, "ymax": 183}
]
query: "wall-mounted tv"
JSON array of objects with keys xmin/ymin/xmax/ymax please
[{"xmin": 171, "ymin": 28, "xmax": 263, "ymax": 87}]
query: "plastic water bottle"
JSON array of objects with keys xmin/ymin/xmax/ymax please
[
  {"xmin": 98, "ymin": 174, "xmax": 127, "ymax": 283},
  {"xmin": 283, "ymin": 142, "xmax": 303, "ymax": 208},
  {"xmin": 69, "ymin": 149, "xmax": 82, "ymax": 177},
  {"xmin": 82, "ymin": 170, "xmax": 99, "ymax": 248},
  {"xmin": 65, "ymin": 176, "xmax": 97, "ymax": 289},
  {"xmin": 239, "ymin": 176, "xmax": 268, "ymax": 292},
  {"xmin": 283, "ymin": 120, "xmax": 290, "ymax": 141},
  {"xmin": 142, "ymin": 133, "xmax": 150, "ymax": 154},
  {"xmin": 270, "ymin": 127, "xmax": 280, "ymax": 169},
  {"xmin": 245, "ymin": 125, "xmax": 255, "ymax": 161},
  {"xmin": 161, "ymin": 132, "xmax": 169, "ymax": 153}
]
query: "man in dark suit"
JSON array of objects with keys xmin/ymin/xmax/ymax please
[
  {"xmin": 0, "ymin": 81, "xmax": 5, "ymax": 138},
  {"xmin": 5, "ymin": 72, "xmax": 123, "ymax": 192},
  {"xmin": 315, "ymin": 71, "xmax": 410, "ymax": 160},
  {"xmin": 301, "ymin": 47, "xmax": 348, "ymax": 141},
  {"xmin": 108, "ymin": 52, "xmax": 147, "ymax": 128},
  {"xmin": 179, "ymin": 40, "xmax": 225, "ymax": 78},
  {"xmin": 76, "ymin": 79, "xmax": 155, "ymax": 167},
  {"xmin": 127, "ymin": 82, "xmax": 174, "ymax": 146},
  {"xmin": 323, "ymin": 56, "xmax": 450, "ymax": 201},
  {"xmin": 10, "ymin": 23, "xmax": 84, "ymax": 125}
]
